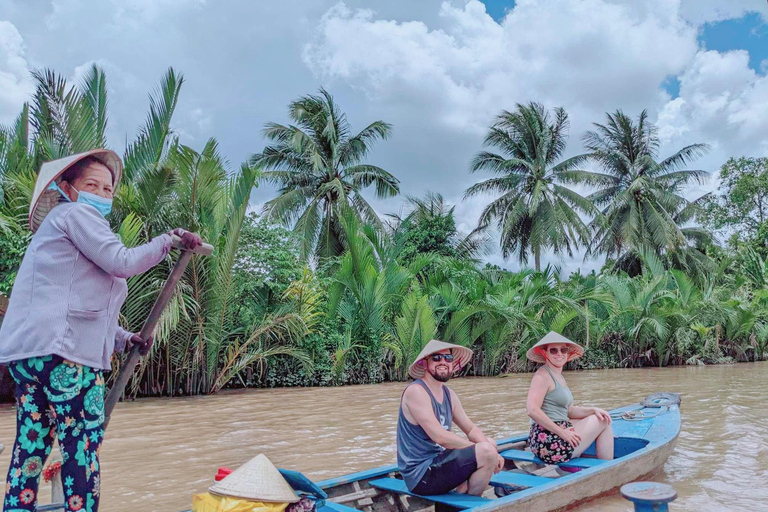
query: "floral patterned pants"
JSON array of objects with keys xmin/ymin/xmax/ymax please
[{"xmin": 4, "ymin": 356, "xmax": 104, "ymax": 512}]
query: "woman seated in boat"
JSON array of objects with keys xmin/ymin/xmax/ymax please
[
  {"xmin": 525, "ymin": 332, "xmax": 614, "ymax": 465},
  {"xmin": 0, "ymin": 150, "xmax": 202, "ymax": 512}
]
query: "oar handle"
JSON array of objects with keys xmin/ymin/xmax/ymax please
[{"xmin": 171, "ymin": 234, "xmax": 214, "ymax": 256}]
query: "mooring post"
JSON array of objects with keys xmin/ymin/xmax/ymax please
[{"xmin": 621, "ymin": 482, "xmax": 677, "ymax": 511}]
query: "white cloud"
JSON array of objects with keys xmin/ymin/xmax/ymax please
[
  {"xmin": 0, "ymin": 20, "xmax": 33, "ymax": 124},
  {"xmin": 46, "ymin": 0, "xmax": 206, "ymax": 30},
  {"xmin": 657, "ymin": 49, "xmax": 768, "ymax": 155},
  {"xmin": 304, "ymin": 0, "xmax": 698, "ymax": 135}
]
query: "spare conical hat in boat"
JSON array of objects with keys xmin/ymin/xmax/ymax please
[
  {"xmin": 525, "ymin": 331, "xmax": 585, "ymax": 364},
  {"xmin": 408, "ymin": 339, "xmax": 473, "ymax": 379},
  {"xmin": 209, "ymin": 454, "xmax": 299, "ymax": 503},
  {"xmin": 28, "ymin": 149, "xmax": 122, "ymax": 233}
]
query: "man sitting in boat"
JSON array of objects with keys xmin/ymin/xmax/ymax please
[
  {"xmin": 525, "ymin": 332, "xmax": 614, "ymax": 465},
  {"xmin": 397, "ymin": 340, "xmax": 504, "ymax": 496}
]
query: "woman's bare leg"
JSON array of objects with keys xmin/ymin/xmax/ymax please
[{"xmin": 571, "ymin": 415, "xmax": 614, "ymax": 459}]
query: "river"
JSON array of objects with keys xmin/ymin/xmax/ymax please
[{"xmin": 0, "ymin": 362, "xmax": 766, "ymax": 511}]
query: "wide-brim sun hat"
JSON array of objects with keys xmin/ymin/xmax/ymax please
[
  {"xmin": 526, "ymin": 331, "xmax": 585, "ymax": 364},
  {"xmin": 28, "ymin": 149, "xmax": 123, "ymax": 233},
  {"xmin": 209, "ymin": 454, "xmax": 299, "ymax": 503},
  {"xmin": 408, "ymin": 339, "xmax": 474, "ymax": 380}
]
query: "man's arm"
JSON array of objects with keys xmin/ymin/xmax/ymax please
[
  {"xmin": 404, "ymin": 386, "xmax": 474, "ymax": 450},
  {"xmin": 449, "ymin": 388, "xmax": 495, "ymax": 446}
]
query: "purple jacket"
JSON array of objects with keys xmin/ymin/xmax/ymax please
[{"xmin": 0, "ymin": 203, "xmax": 172, "ymax": 370}]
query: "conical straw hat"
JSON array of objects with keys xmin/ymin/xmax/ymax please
[
  {"xmin": 209, "ymin": 454, "xmax": 299, "ymax": 503},
  {"xmin": 29, "ymin": 149, "xmax": 122, "ymax": 233},
  {"xmin": 526, "ymin": 331, "xmax": 584, "ymax": 364},
  {"xmin": 409, "ymin": 339, "xmax": 473, "ymax": 379}
]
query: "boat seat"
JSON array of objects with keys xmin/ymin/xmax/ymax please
[
  {"xmin": 490, "ymin": 471, "xmax": 553, "ymax": 489},
  {"xmin": 369, "ymin": 478, "xmax": 492, "ymax": 509},
  {"xmin": 318, "ymin": 502, "xmax": 363, "ymax": 512},
  {"xmin": 499, "ymin": 449, "xmax": 607, "ymax": 469}
]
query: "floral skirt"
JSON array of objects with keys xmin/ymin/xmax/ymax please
[{"xmin": 529, "ymin": 420, "xmax": 575, "ymax": 464}]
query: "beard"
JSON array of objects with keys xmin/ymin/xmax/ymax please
[{"xmin": 429, "ymin": 367, "xmax": 451, "ymax": 383}]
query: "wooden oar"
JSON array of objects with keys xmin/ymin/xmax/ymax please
[{"xmin": 103, "ymin": 235, "xmax": 213, "ymax": 429}]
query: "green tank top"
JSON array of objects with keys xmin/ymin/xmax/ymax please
[{"xmin": 540, "ymin": 366, "xmax": 573, "ymax": 423}]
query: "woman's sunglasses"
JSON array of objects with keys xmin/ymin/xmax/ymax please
[
  {"xmin": 548, "ymin": 347, "xmax": 570, "ymax": 355},
  {"xmin": 430, "ymin": 354, "xmax": 454, "ymax": 362}
]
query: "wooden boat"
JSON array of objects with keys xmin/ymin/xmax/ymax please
[{"xmin": 186, "ymin": 393, "xmax": 680, "ymax": 512}]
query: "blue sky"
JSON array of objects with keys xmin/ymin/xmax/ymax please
[{"xmin": 701, "ymin": 12, "xmax": 768, "ymax": 72}]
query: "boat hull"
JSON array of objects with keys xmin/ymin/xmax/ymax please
[{"xmin": 481, "ymin": 433, "xmax": 678, "ymax": 512}]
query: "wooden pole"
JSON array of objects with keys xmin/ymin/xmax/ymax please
[{"xmin": 103, "ymin": 237, "xmax": 212, "ymax": 430}]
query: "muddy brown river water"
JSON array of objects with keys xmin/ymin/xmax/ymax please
[{"xmin": 1, "ymin": 362, "xmax": 766, "ymax": 511}]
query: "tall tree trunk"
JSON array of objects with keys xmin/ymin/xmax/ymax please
[
  {"xmin": 534, "ymin": 246, "xmax": 541, "ymax": 272},
  {"xmin": 584, "ymin": 299, "xmax": 590, "ymax": 349}
]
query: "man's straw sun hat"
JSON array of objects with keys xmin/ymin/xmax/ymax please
[
  {"xmin": 408, "ymin": 339, "xmax": 473, "ymax": 379},
  {"xmin": 525, "ymin": 331, "xmax": 585, "ymax": 364},
  {"xmin": 28, "ymin": 149, "xmax": 122, "ymax": 233},
  {"xmin": 209, "ymin": 454, "xmax": 299, "ymax": 503}
]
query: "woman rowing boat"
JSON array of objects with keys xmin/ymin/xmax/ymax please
[
  {"xmin": 0, "ymin": 150, "xmax": 202, "ymax": 512},
  {"xmin": 525, "ymin": 332, "xmax": 614, "ymax": 465}
]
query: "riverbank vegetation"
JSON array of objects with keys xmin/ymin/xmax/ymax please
[{"xmin": 0, "ymin": 66, "xmax": 766, "ymax": 396}]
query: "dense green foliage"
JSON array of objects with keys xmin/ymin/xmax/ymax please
[
  {"xmin": 0, "ymin": 66, "xmax": 766, "ymax": 396},
  {"xmin": 699, "ymin": 157, "xmax": 768, "ymax": 256}
]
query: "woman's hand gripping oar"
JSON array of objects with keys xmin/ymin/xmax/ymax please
[{"xmin": 103, "ymin": 234, "xmax": 213, "ymax": 430}]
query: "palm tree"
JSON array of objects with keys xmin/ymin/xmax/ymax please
[
  {"xmin": 465, "ymin": 102, "xmax": 598, "ymax": 271},
  {"xmin": 388, "ymin": 192, "xmax": 492, "ymax": 264},
  {"xmin": 251, "ymin": 89, "xmax": 400, "ymax": 260},
  {"xmin": 583, "ymin": 110, "xmax": 710, "ymax": 270},
  {"xmin": 387, "ymin": 285, "xmax": 438, "ymax": 380},
  {"xmin": 328, "ymin": 211, "xmax": 433, "ymax": 382}
]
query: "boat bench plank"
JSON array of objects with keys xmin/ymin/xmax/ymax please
[
  {"xmin": 369, "ymin": 478, "xmax": 492, "ymax": 509},
  {"xmin": 319, "ymin": 502, "xmax": 363, "ymax": 512},
  {"xmin": 489, "ymin": 471, "xmax": 553, "ymax": 489},
  {"xmin": 500, "ymin": 449, "xmax": 607, "ymax": 469}
]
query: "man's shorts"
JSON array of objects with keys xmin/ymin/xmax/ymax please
[{"xmin": 411, "ymin": 445, "xmax": 478, "ymax": 495}]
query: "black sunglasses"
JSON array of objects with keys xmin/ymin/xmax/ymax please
[
  {"xmin": 548, "ymin": 346, "xmax": 570, "ymax": 355},
  {"xmin": 430, "ymin": 353, "xmax": 454, "ymax": 362}
]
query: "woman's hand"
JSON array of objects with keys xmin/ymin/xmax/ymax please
[
  {"xmin": 494, "ymin": 454, "xmax": 504, "ymax": 474},
  {"xmin": 127, "ymin": 333, "xmax": 154, "ymax": 356},
  {"xmin": 592, "ymin": 407, "xmax": 612, "ymax": 423},
  {"xmin": 170, "ymin": 228, "xmax": 203, "ymax": 250},
  {"xmin": 559, "ymin": 426, "xmax": 582, "ymax": 448}
]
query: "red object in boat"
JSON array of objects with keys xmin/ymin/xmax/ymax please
[{"xmin": 215, "ymin": 467, "xmax": 233, "ymax": 481}]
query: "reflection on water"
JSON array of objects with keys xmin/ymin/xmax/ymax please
[{"xmin": 0, "ymin": 363, "xmax": 766, "ymax": 511}]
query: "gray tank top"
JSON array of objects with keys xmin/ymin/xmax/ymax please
[
  {"xmin": 397, "ymin": 379, "xmax": 453, "ymax": 490},
  {"xmin": 539, "ymin": 366, "xmax": 573, "ymax": 423}
]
